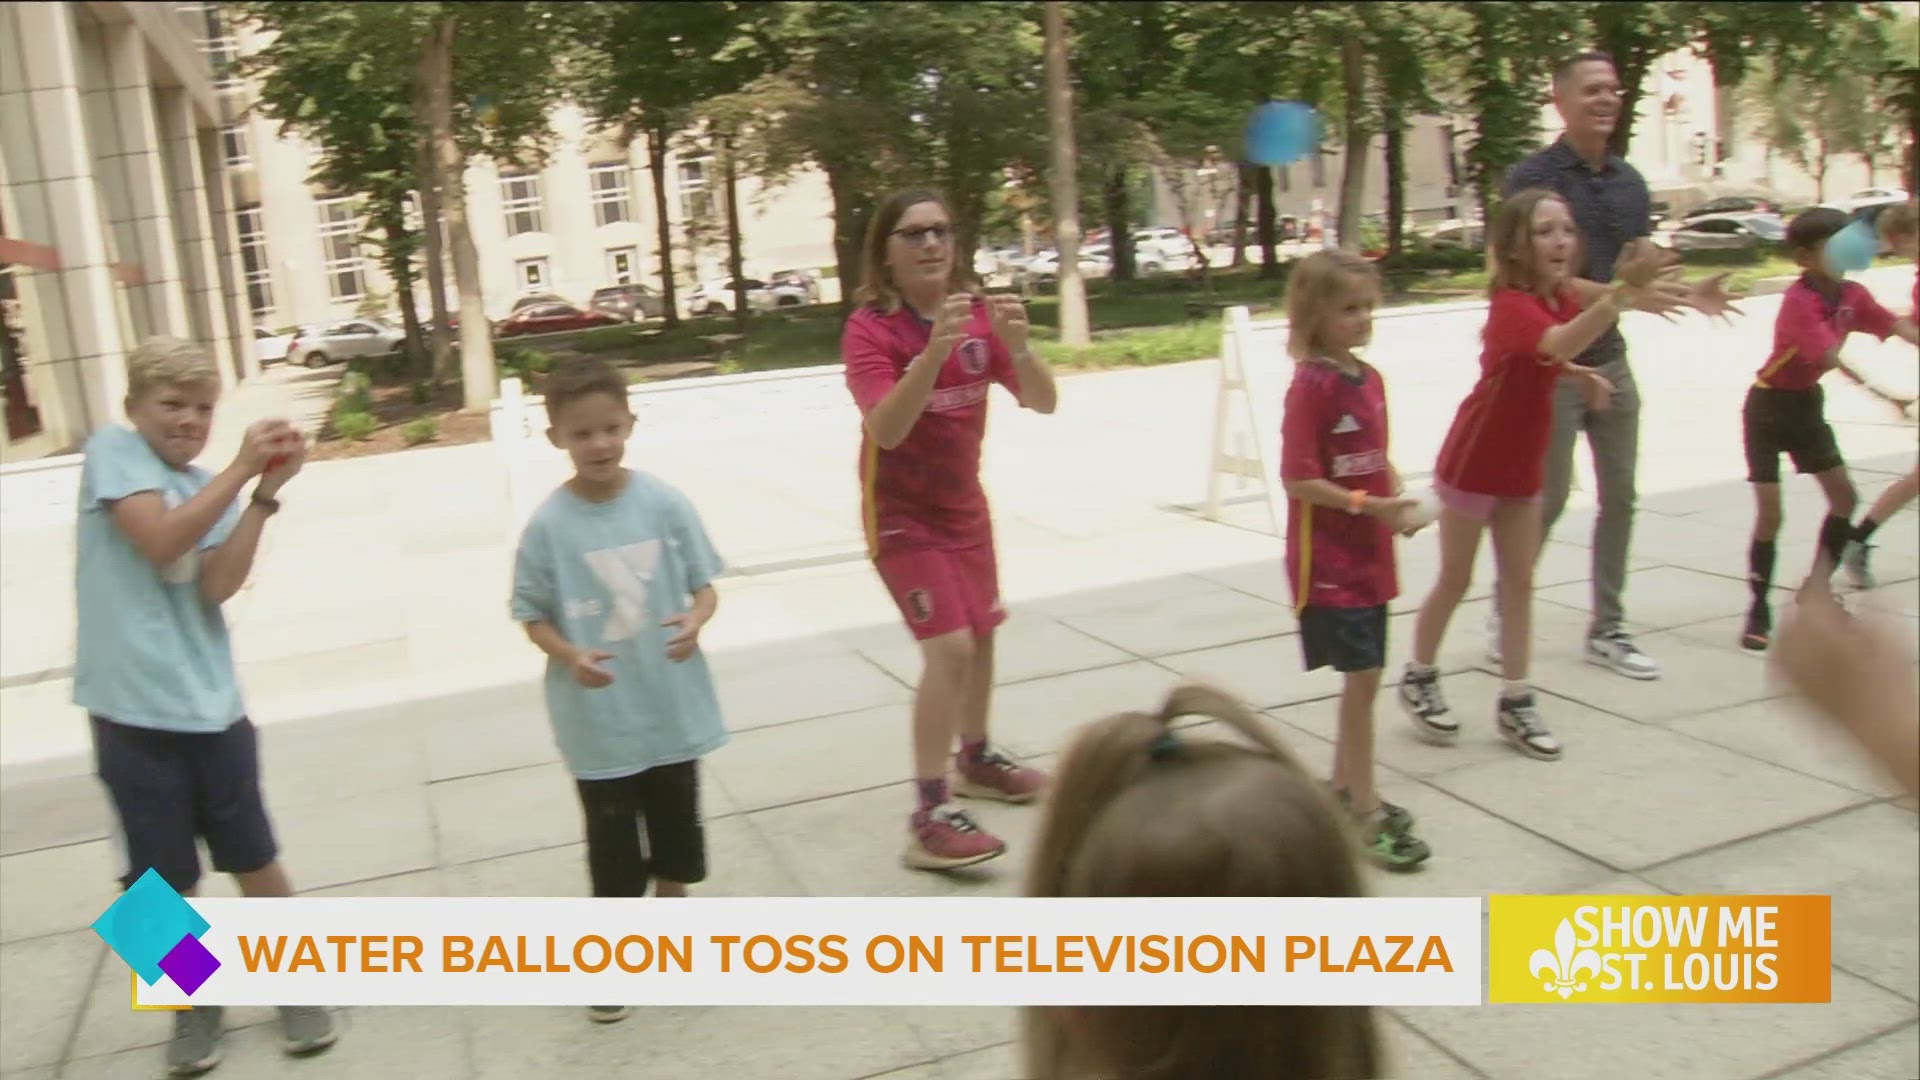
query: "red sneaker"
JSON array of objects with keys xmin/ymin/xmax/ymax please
[
  {"xmin": 953, "ymin": 746, "xmax": 1048, "ymax": 804},
  {"xmin": 903, "ymin": 805, "xmax": 1006, "ymax": 871}
]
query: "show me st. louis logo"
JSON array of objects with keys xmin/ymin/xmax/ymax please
[{"xmin": 91, "ymin": 869, "xmax": 221, "ymax": 998}]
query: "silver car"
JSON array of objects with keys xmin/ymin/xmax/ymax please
[
  {"xmin": 285, "ymin": 319, "xmax": 406, "ymax": 368},
  {"xmin": 1667, "ymin": 213, "xmax": 1784, "ymax": 254}
]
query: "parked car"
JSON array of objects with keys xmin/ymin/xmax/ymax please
[
  {"xmin": 767, "ymin": 270, "xmax": 821, "ymax": 305},
  {"xmin": 252, "ymin": 326, "xmax": 294, "ymax": 366},
  {"xmin": 1130, "ymin": 226, "xmax": 1192, "ymax": 262},
  {"xmin": 1665, "ymin": 212, "xmax": 1785, "ymax": 253},
  {"xmin": 496, "ymin": 302, "xmax": 622, "ymax": 337},
  {"xmin": 1424, "ymin": 220, "xmax": 1485, "ymax": 251},
  {"xmin": 684, "ymin": 278, "xmax": 809, "ymax": 317},
  {"xmin": 1679, "ymin": 195, "xmax": 1779, "ymax": 224},
  {"xmin": 1841, "ymin": 187, "xmax": 1908, "ymax": 209},
  {"xmin": 588, "ymin": 284, "xmax": 665, "ymax": 323},
  {"xmin": 509, "ymin": 292, "xmax": 570, "ymax": 314},
  {"xmin": 1082, "ymin": 243, "xmax": 1164, "ymax": 274},
  {"xmin": 1022, "ymin": 248, "xmax": 1110, "ymax": 280},
  {"xmin": 286, "ymin": 319, "xmax": 405, "ymax": 368}
]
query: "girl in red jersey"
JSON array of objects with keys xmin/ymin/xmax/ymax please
[
  {"xmin": 1841, "ymin": 200, "xmax": 1920, "ymax": 590},
  {"xmin": 842, "ymin": 190, "xmax": 1059, "ymax": 872},
  {"xmin": 1398, "ymin": 189, "xmax": 1667, "ymax": 761}
]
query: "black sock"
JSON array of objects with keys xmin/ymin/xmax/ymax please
[
  {"xmin": 1852, "ymin": 516, "xmax": 1881, "ymax": 544},
  {"xmin": 1819, "ymin": 515, "xmax": 1852, "ymax": 572},
  {"xmin": 1748, "ymin": 540, "xmax": 1776, "ymax": 606}
]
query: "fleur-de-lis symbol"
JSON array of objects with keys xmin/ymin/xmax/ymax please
[{"xmin": 1529, "ymin": 918, "xmax": 1602, "ymax": 999}]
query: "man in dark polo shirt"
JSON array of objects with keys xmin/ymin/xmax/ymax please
[{"xmin": 1494, "ymin": 51, "xmax": 1739, "ymax": 682}]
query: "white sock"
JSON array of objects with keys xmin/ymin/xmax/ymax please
[
  {"xmin": 1502, "ymin": 679, "xmax": 1529, "ymax": 700},
  {"xmin": 1407, "ymin": 661, "xmax": 1437, "ymax": 676}
]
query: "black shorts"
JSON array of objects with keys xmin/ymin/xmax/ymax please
[
  {"xmin": 1744, "ymin": 385, "xmax": 1843, "ymax": 484},
  {"xmin": 575, "ymin": 760, "xmax": 706, "ymax": 895},
  {"xmin": 90, "ymin": 715, "xmax": 279, "ymax": 893},
  {"xmin": 1299, "ymin": 604, "xmax": 1388, "ymax": 673}
]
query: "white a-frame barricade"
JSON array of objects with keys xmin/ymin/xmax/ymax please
[{"xmin": 1203, "ymin": 304, "xmax": 1292, "ymax": 536}]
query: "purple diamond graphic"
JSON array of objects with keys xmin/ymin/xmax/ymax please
[{"xmin": 158, "ymin": 934, "xmax": 220, "ymax": 995}]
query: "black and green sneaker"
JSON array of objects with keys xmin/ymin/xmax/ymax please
[
  {"xmin": 1355, "ymin": 805, "xmax": 1431, "ymax": 872},
  {"xmin": 1332, "ymin": 787, "xmax": 1415, "ymax": 835}
]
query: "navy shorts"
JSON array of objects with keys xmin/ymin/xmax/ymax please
[
  {"xmin": 1744, "ymin": 385, "xmax": 1843, "ymax": 484},
  {"xmin": 575, "ymin": 760, "xmax": 707, "ymax": 896},
  {"xmin": 90, "ymin": 715, "xmax": 279, "ymax": 893},
  {"xmin": 1299, "ymin": 604, "xmax": 1389, "ymax": 673}
]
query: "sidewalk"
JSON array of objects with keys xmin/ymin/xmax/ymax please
[{"xmin": 0, "ymin": 274, "xmax": 1915, "ymax": 1079}]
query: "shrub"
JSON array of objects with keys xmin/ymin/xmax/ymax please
[
  {"xmin": 496, "ymin": 345, "xmax": 555, "ymax": 380},
  {"xmin": 401, "ymin": 417, "xmax": 438, "ymax": 446},
  {"xmin": 409, "ymin": 381, "xmax": 431, "ymax": 406},
  {"xmin": 333, "ymin": 410, "xmax": 377, "ymax": 441},
  {"xmin": 1379, "ymin": 246, "xmax": 1486, "ymax": 272},
  {"xmin": 1680, "ymin": 245, "xmax": 1767, "ymax": 267},
  {"xmin": 336, "ymin": 371, "xmax": 372, "ymax": 412}
]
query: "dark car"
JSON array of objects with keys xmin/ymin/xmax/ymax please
[
  {"xmin": 588, "ymin": 284, "xmax": 665, "ymax": 322},
  {"xmin": 1680, "ymin": 195, "xmax": 1779, "ymax": 224},
  {"xmin": 496, "ymin": 302, "xmax": 621, "ymax": 337}
]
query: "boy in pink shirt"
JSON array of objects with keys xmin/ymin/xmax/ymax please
[{"xmin": 1740, "ymin": 207, "xmax": 1918, "ymax": 650}]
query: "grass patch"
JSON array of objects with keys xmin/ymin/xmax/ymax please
[{"xmin": 1035, "ymin": 321, "xmax": 1222, "ymax": 370}]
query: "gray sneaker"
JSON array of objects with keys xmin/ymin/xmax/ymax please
[
  {"xmin": 1497, "ymin": 694, "xmax": 1563, "ymax": 761},
  {"xmin": 277, "ymin": 1005, "xmax": 338, "ymax": 1056},
  {"xmin": 1585, "ymin": 631, "xmax": 1660, "ymax": 680},
  {"xmin": 1841, "ymin": 540, "xmax": 1877, "ymax": 590},
  {"xmin": 587, "ymin": 1005, "xmax": 632, "ymax": 1023},
  {"xmin": 167, "ymin": 1005, "xmax": 224, "ymax": 1077}
]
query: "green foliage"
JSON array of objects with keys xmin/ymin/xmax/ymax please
[
  {"xmin": 336, "ymin": 371, "xmax": 373, "ymax": 412},
  {"xmin": 401, "ymin": 417, "xmax": 440, "ymax": 445},
  {"xmin": 495, "ymin": 345, "xmax": 555, "ymax": 380},
  {"xmin": 409, "ymin": 380, "xmax": 432, "ymax": 405},
  {"xmin": 1032, "ymin": 321, "xmax": 1220, "ymax": 369},
  {"xmin": 333, "ymin": 410, "xmax": 378, "ymax": 441}
]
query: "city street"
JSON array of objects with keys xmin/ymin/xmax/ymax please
[{"xmin": 1, "ymin": 269, "xmax": 1915, "ymax": 1079}]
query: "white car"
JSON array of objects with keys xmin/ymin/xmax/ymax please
[
  {"xmin": 1130, "ymin": 227, "xmax": 1193, "ymax": 263},
  {"xmin": 1023, "ymin": 248, "xmax": 1110, "ymax": 279},
  {"xmin": 1083, "ymin": 243, "xmax": 1166, "ymax": 274},
  {"xmin": 1841, "ymin": 188, "xmax": 1908, "ymax": 210},
  {"xmin": 252, "ymin": 326, "xmax": 294, "ymax": 366},
  {"xmin": 1665, "ymin": 212, "xmax": 1785, "ymax": 253},
  {"xmin": 684, "ymin": 278, "xmax": 809, "ymax": 317},
  {"xmin": 284, "ymin": 319, "xmax": 406, "ymax": 368}
]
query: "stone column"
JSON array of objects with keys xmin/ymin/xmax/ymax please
[
  {"xmin": 103, "ymin": 20, "xmax": 193, "ymax": 346},
  {"xmin": 158, "ymin": 86, "xmax": 240, "ymax": 386}
]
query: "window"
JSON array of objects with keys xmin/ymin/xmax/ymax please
[
  {"xmin": 606, "ymin": 247, "xmax": 637, "ymax": 285},
  {"xmin": 677, "ymin": 157, "xmax": 716, "ymax": 225},
  {"xmin": 234, "ymin": 205, "xmax": 273, "ymax": 317},
  {"xmin": 588, "ymin": 163, "xmax": 632, "ymax": 226},
  {"xmin": 500, "ymin": 174, "xmax": 544, "ymax": 236},
  {"xmin": 1439, "ymin": 124, "xmax": 1461, "ymax": 191},
  {"xmin": 197, "ymin": 4, "xmax": 240, "ymax": 89},
  {"xmin": 1276, "ymin": 163, "xmax": 1290, "ymax": 193},
  {"xmin": 315, "ymin": 196, "xmax": 365, "ymax": 301},
  {"xmin": 1310, "ymin": 150, "xmax": 1326, "ymax": 189},
  {"xmin": 516, "ymin": 257, "xmax": 550, "ymax": 292},
  {"xmin": 221, "ymin": 123, "xmax": 249, "ymax": 168}
]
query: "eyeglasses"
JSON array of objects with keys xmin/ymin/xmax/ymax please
[{"xmin": 891, "ymin": 224, "xmax": 952, "ymax": 246}]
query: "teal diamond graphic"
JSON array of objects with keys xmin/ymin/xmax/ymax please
[{"xmin": 91, "ymin": 869, "xmax": 210, "ymax": 985}]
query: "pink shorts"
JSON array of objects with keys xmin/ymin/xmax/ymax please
[
  {"xmin": 874, "ymin": 543, "xmax": 1006, "ymax": 641},
  {"xmin": 1434, "ymin": 480, "xmax": 1541, "ymax": 523}
]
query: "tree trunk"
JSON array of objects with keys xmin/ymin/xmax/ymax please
[
  {"xmin": 1104, "ymin": 167, "xmax": 1134, "ymax": 281},
  {"xmin": 722, "ymin": 134, "xmax": 747, "ymax": 328},
  {"xmin": 1336, "ymin": 36, "xmax": 1368, "ymax": 253},
  {"xmin": 1232, "ymin": 164, "xmax": 1251, "ymax": 267},
  {"xmin": 647, "ymin": 131, "xmax": 682, "ymax": 329},
  {"xmin": 422, "ymin": 16, "xmax": 492, "ymax": 410},
  {"xmin": 825, "ymin": 164, "xmax": 865, "ymax": 318},
  {"xmin": 414, "ymin": 130, "xmax": 452, "ymax": 385},
  {"xmin": 382, "ymin": 207, "xmax": 426, "ymax": 379},
  {"xmin": 1255, "ymin": 165, "xmax": 1278, "ymax": 279},
  {"xmin": 1383, "ymin": 107, "xmax": 1406, "ymax": 259},
  {"xmin": 1044, "ymin": 0, "xmax": 1089, "ymax": 346}
]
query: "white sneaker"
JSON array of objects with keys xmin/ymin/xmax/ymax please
[
  {"xmin": 1586, "ymin": 631, "xmax": 1660, "ymax": 680},
  {"xmin": 1485, "ymin": 612, "xmax": 1503, "ymax": 665}
]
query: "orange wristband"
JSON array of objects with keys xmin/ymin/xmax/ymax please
[{"xmin": 1347, "ymin": 488, "xmax": 1368, "ymax": 515}]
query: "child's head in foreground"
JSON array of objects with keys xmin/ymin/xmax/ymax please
[
  {"xmin": 1488, "ymin": 188, "xmax": 1583, "ymax": 298},
  {"xmin": 1024, "ymin": 683, "xmax": 1379, "ymax": 1080},
  {"xmin": 1286, "ymin": 249, "xmax": 1381, "ymax": 363},
  {"xmin": 1878, "ymin": 200, "xmax": 1918, "ymax": 262},
  {"xmin": 124, "ymin": 337, "xmax": 222, "ymax": 468},
  {"xmin": 1784, "ymin": 206, "xmax": 1852, "ymax": 277},
  {"xmin": 543, "ymin": 358, "xmax": 634, "ymax": 485}
]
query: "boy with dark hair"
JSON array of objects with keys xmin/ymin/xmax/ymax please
[
  {"xmin": 1740, "ymin": 208, "xmax": 1918, "ymax": 650},
  {"xmin": 511, "ymin": 358, "xmax": 727, "ymax": 1024}
]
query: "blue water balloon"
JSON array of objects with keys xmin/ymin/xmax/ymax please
[
  {"xmin": 1825, "ymin": 218, "xmax": 1878, "ymax": 275},
  {"xmin": 1245, "ymin": 101, "xmax": 1320, "ymax": 167}
]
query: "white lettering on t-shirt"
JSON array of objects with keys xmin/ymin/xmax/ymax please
[
  {"xmin": 1331, "ymin": 449, "xmax": 1387, "ymax": 478},
  {"xmin": 580, "ymin": 539, "xmax": 662, "ymax": 643},
  {"xmin": 927, "ymin": 381, "xmax": 989, "ymax": 412}
]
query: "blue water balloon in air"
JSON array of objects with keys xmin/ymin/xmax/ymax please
[
  {"xmin": 1824, "ymin": 218, "xmax": 1877, "ymax": 276},
  {"xmin": 1245, "ymin": 101, "xmax": 1320, "ymax": 167}
]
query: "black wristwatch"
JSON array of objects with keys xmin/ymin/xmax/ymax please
[{"xmin": 251, "ymin": 492, "xmax": 281, "ymax": 515}]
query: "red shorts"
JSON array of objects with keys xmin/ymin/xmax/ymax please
[{"xmin": 874, "ymin": 543, "xmax": 1005, "ymax": 640}]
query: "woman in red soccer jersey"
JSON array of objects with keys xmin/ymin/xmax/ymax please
[
  {"xmin": 842, "ymin": 190, "xmax": 1059, "ymax": 871},
  {"xmin": 1398, "ymin": 189, "xmax": 1667, "ymax": 761}
]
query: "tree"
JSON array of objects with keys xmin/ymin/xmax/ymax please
[
  {"xmin": 1740, "ymin": 9, "xmax": 1905, "ymax": 201},
  {"xmin": 1458, "ymin": 2, "xmax": 1581, "ymax": 224},
  {"xmin": 1360, "ymin": 2, "xmax": 1466, "ymax": 259},
  {"xmin": 1043, "ymin": 1, "xmax": 1088, "ymax": 347}
]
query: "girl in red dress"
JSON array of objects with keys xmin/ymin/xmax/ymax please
[{"xmin": 1397, "ymin": 189, "xmax": 1666, "ymax": 761}]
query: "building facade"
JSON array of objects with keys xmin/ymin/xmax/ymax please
[{"xmin": 0, "ymin": 0, "xmax": 247, "ymax": 462}]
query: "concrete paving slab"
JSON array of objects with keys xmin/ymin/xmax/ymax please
[
  {"xmin": 0, "ymin": 771, "xmax": 112, "ymax": 856},
  {"xmin": 852, "ymin": 612, "xmax": 1133, "ymax": 690},
  {"xmin": 1427, "ymin": 698, "xmax": 1870, "ymax": 870},
  {"xmin": 1537, "ymin": 564, "xmax": 1754, "ymax": 635},
  {"xmin": 1646, "ymin": 803, "xmax": 1920, "ymax": 1004},
  {"xmin": 1773, "ymin": 1023, "xmax": 1920, "ymax": 1080},
  {"xmin": 269, "ymin": 785, "xmax": 437, "ymax": 892},
  {"xmin": 1052, "ymin": 582, "xmax": 1293, "ymax": 659},
  {"xmin": 428, "ymin": 762, "xmax": 585, "ymax": 866},
  {"xmin": 1668, "ymin": 698, "xmax": 1908, "ymax": 798},
  {"xmin": 0, "ymin": 930, "xmax": 99, "ymax": 1072},
  {"xmin": 745, "ymin": 786, "xmax": 1035, "ymax": 900},
  {"xmin": 982, "ymin": 661, "xmax": 1184, "ymax": 759},
  {"xmin": 707, "ymin": 705, "xmax": 909, "ymax": 814},
  {"xmin": 1395, "ymin": 968, "xmax": 1915, "ymax": 1080},
  {"xmin": 1527, "ymin": 629, "xmax": 1774, "ymax": 724},
  {"xmin": 0, "ymin": 838, "xmax": 118, "ymax": 943},
  {"xmin": 715, "ymin": 652, "xmax": 909, "ymax": 733}
]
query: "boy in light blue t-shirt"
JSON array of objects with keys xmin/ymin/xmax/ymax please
[
  {"xmin": 510, "ymin": 359, "xmax": 727, "ymax": 1021},
  {"xmin": 74, "ymin": 337, "xmax": 335, "ymax": 1075}
]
